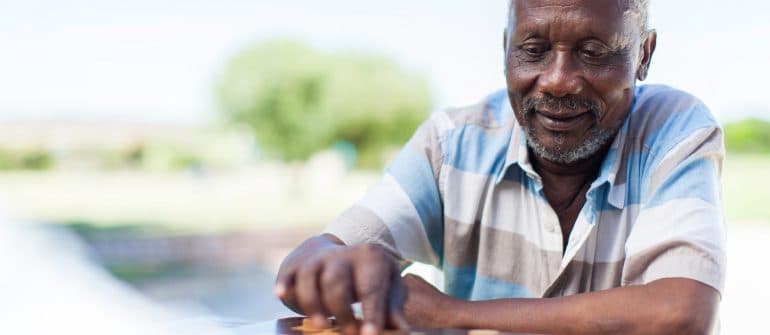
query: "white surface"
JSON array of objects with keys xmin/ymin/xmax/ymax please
[
  {"xmin": 720, "ymin": 222, "xmax": 769, "ymax": 333},
  {"xmin": 0, "ymin": 216, "xmax": 226, "ymax": 335}
]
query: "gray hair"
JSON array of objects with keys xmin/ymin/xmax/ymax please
[
  {"xmin": 627, "ymin": 0, "xmax": 651, "ymax": 32},
  {"xmin": 507, "ymin": 0, "xmax": 650, "ymax": 34}
]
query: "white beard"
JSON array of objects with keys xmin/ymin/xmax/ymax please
[{"xmin": 525, "ymin": 127, "xmax": 615, "ymax": 164}]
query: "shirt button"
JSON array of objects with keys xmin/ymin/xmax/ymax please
[{"xmin": 546, "ymin": 224, "xmax": 556, "ymax": 233}]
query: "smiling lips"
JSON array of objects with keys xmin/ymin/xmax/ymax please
[{"xmin": 535, "ymin": 110, "xmax": 589, "ymax": 132}]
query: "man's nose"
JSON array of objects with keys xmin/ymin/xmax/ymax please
[{"xmin": 536, "ymin": 50, "xmax": 583, "ymax": 98}]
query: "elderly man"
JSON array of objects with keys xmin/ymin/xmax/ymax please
[{"xmin": 275, "ymin": 0, "xmax": 725, "ymax": 334}]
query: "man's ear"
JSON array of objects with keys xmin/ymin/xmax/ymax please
[{"xmin": 637, "ymin": 29, "xmax": 657, "ymax": 81}]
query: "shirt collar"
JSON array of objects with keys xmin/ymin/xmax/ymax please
[{"xmin": 493, "ymin": 90, "xmax": 638, "ymax": 210}]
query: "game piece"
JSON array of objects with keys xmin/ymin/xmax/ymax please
[
  {"xmin": 290, "ymin": 318, "xmax": 340, "ymax": 333},
  {"xmin": 468, "ymin": 329, "xmax": 500, "ymax": 335}
]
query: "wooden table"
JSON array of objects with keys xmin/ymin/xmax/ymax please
[{"xmin": 230, "ymin": 317, "xmax": 535, "ymax": 335}]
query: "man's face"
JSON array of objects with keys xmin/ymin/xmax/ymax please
[{"xmin": 505, "ymin": 0, "xmax": 651, "ymax": 164}]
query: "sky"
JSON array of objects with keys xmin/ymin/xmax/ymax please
[{"xmin": 1, "ymin": 0, "xmax": 769, "ymax": 124}]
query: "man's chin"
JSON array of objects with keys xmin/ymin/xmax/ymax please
[
  {"xmin": 526, "ymin": 129, "xmax": 615, "ymax": 165},
  {"xmin": 528, "ymin": 141, "xmax": 582, "ymax": 165}
]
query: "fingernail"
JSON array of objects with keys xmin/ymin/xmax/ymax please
[
  {"xmin": 273, "ymin": 283, "xmax": 286, "ymax": 297},
  {"xmin": 362, "ymin": 322, "xmax": 378, "ymax": 335}
]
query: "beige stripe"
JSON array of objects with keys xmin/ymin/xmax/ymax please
[
  {"xmin": 443, "ymin": 217, "xmax": 481, "ymax": 267},
  {"xmin": 323, "ymin": 205, "xmax": 400, "ymax": 257},
  {"xmin": 544, "ymin": 260, "xmax": 625, "ymax": 297},
  {"xmin": 622, "ymin": 241, "xmax": 724, "ymax": 293},
  {"xmin": 404, "ymin": 115, "xmax": 445, "ymax": 181},
  {"xmin": 483, "ymin": 178, "xmax": 563, "ymax": 253},
  {"xmin": 444, "ymin": 218, "xmax": 563, "ymax": 297},
  {"xmin": 444, "ymin": 215, "xmax": 633, "ymax": 297},
  {"xmin": 444, "ymin": 99, "xmax": 510, "ymax": 129},
  {"xmin": 356, "ymin": 174, "xmax": 441, "ymax": 266},
  {"xmin": 443, "ymin": 166, "xmax": 492, "ymax": 224},
  {"xmin": 623, "ymin": 198, "xmax": 725, "ymax": 294},
  {"xmin": 647, "ymin": 127, "xmax": 723, "ymax": 194},
  {"xmin": 627, "ymin": 198, "xmax": 725, "ymax": 256},
  {"xmin": 581, "ymin": 206, "xmax": 637, "ymax": 263}
]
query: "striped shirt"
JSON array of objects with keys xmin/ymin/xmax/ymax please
[{"xmin": 324, "ymin": 84, "xmax": 726, "ymax": 300}]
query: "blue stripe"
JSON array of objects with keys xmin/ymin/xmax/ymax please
[
  {"xmin": 644, "ymin": 156, "xmax": 720, "ymax": 208},
  {"xmin": 619, "ymin": 149, "xmax": 720, "ymax": 207},
  {"xmin": 441, "ymin": 125, "xmax": 511, "ymax": 175},
  {"xmin": 443, "ymin": 263, "xmax": 534, "ymax": 300},
  {"xmin": 644, "ymin": 104, "xmax": 717, "ymax": 159},
  {"xmin": 470, "ymin": 275, "xmax": 533, "ymax": 300},
  {"xmin": 442, "ymin": 263, "xmax": 476, "ymax": 300},
  {"xmin": 592, "ymin": 147, "xmax": 618, "ymax": 188},
  {"xmin": 619, "ymin": 102, "xmax": 719, "ymax": 206},
  {"xmin": 484, "ymin": 89, "xmax": 513, "ymax": 124},
  {"xmin": 385, "ymin": 147, "xmax": 444, "ymax": 261},
  {"xmin": 623, "ymin": 150, "xmax": 652, "ymax": 206}
]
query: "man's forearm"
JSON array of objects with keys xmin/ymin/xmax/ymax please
[{"xmin": 447, "ymin": 278, "xmax": 718, "ymax": 335}]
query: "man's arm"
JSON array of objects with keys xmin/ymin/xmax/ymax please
[
  {"xmin": 275, "ymin": 112, "xmax": 448, "ymax": 335},
  {"xmin": 404, "ymin": 274, "xmax": 718, "ymax": 335}
]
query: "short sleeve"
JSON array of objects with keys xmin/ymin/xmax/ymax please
[
  {"xmin": 622, "ymin": 125, "xmax": 727, "ymax": 294},
  {"xmin": 323, "ymin": 112, "xmax": 448, "ymax": 266}
]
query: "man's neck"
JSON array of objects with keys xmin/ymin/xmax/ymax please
[{"xmin": 530, "ymin": 143, "xmax": 612, "ymax": 250}]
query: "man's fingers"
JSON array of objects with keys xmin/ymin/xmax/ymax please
[
  {"xmin": 320, "ymin": 260, "xmax": 357, "ymax": 334},
  {"xmin": 355, "ymin": 262, "xmax": 390, "ymax": 334},
  {"xmin": 295, "ymin": 259, "xmax": 326, "ymax": 322},
  {"xmin": 387, "ymin": 267, "xmax": 410, "ymax": 332},
  {"xmin": 274, "ymin": 268, "xmax": 296, "ymax": 299},
  {"xmin": 358, "ymin": 285, "xmax": 388, "ymax": 335},
  {"xmin": 387, "ymin": 307, "xmax": 410, "ymax": 334}
]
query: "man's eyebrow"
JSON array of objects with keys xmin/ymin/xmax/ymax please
[
  {"xmin": 518, "ymin": 32, "xmax": 542, "ymax": 41},
  {"xmin": 605, "ymin": 32, "xmax": 633, "ymax": 49}
]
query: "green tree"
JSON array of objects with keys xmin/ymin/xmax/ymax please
[
  {"xmin": 216, "ymin": 39, "xmax": 432, "ymax": 167},
  {"xmin": 723, "ymin": 118, "xmax": 770, "ymax": 154},
  {"xmin": 0, "ymin": 148, "xmax": 54, "ymax": 171}
]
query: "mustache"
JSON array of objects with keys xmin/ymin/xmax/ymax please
[{"xmin": 523, "ymin": 95, "xmax": 600, "ymax": 116}]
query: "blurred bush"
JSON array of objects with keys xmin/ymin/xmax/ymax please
[
  {"xmin": 724, "ymin": 118, "xmax": 770, "ymax": 154},
  {"xmin": 216, "ymin": 39, "xmax": 432, "ymax": 168},
  {"xmin": 0, "ymin": 124, "xmax": 255, "ymax": 172},
  {"xmin": 0, "ymin": 148, "xmax": 55, "ymax": 171}
]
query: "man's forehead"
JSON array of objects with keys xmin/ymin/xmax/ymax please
[
  {"xmin": 512, "ymin": 0, "xmax": 629, "ymax": 24},
  {"xmin": 511, "ymin": 0, "xmax": 631, "ymax": 13},
  {"xmin": 510, "ymin": 0, "xmax": 637, "ymax": 45}
]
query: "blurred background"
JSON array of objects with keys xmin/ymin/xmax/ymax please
[{"xmin": 1, "ymin": 0, "xmax": 768, "ymax": 333}]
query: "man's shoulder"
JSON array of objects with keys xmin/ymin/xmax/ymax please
[
  {"xmin": 633, "ymin": 84, "xmax": 708, "ymax": 115},
  {"xmin": 626, "ymin": 84, "xmax": 720, "ymax": 150}
]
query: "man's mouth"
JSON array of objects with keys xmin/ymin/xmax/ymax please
[{"xmin": 534, "ymin": 110, "xmax": 589, "ymax": 132}]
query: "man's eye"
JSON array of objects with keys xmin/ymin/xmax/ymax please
[
  {"xmin": 581, "ymin": 49, "xmax": 603, "ymax": 58},
  {"xmin": 521, "ymin": 44, "xmax": 547, "ymax": 57},
  {"xmin": 579, "ymin": 44, "xmax": 609, "ymax": 59}
]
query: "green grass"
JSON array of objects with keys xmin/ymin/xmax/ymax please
[
  {"xmin": 0, "ymin": 168, "xmax": 380, "ymax": 233},
  {"xmin": 0, "ymin": 153, "xmax": 766, "ymax": 232},
  {"xmin": 723, "ymin": 154, "xmax": 770, "ymax": 221}
]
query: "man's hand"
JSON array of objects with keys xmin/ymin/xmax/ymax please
[{"xmin": 274, "ymin": 234, "xmax": 409, "ymax": 335}]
